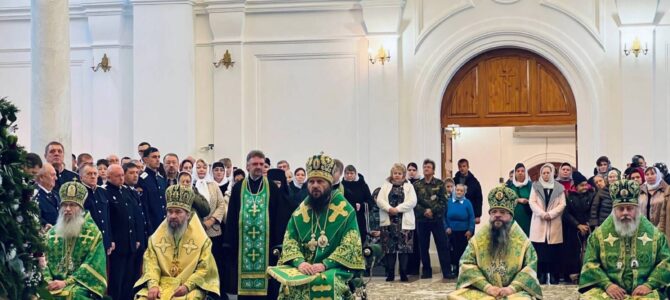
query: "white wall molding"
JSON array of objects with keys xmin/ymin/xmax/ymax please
[
  {"xmin": 413, "ymin": 0, "xmax": 475, "ymax": 53},
  {"xmin": 539, "ymin": 0, "xmax": 605, "ymax": 49}
]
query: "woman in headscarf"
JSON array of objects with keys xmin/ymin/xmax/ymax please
[
  {"xmin": 193, "ymin": 159, "xmax": 228, "ymax": 297},
  {"xmin": 529, "ymin": 163, "xmax": 566, "ymax": 285},
  {"xmin": 179, "ymin": 159, "xmax": 193, "ymax": 175},
  {"xmin": 639, "ymin": 167, "xmax": 670, "ymax": 226},
  {"xmin": 556, "ymin": 162, "xmax": 574, "ymax": 193},
  {"xmin": 342, "ymin": 165, "xmax": 373, "ymax": 245},
  {"xmin": 376, "ymin": 163, "xmax": 417, "ymax": 282},
  {"xmin": 561, "ymin": 171, "xmax": 594, "ymax": 284},
  {"xmin": 589, "ymin": 170, "xmax": 620, "ymax": 229},
  {"xmin": 506, "ymin": 163, "xmax": 533, "ymax": 236},
  {"xmin": 624, "ymin": 166, "xmax": 645, "ymax": 186}
]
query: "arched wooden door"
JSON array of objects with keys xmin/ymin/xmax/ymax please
[{"xmin": 441, "ymin": 48, "xmax": 577, "ymax": 179}]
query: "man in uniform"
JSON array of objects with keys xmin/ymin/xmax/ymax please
[
  {"xmin": 138, "ymin": 147, "xmax": 167, "ymax": 235},
  {"xmin": 44, "ymin": 141, "xmax": 79, "ymax": 192}
]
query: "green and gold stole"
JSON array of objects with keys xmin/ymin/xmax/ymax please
[{"xmin": 238, "ymin": 177, "xmax": 271, "ymax": 296}]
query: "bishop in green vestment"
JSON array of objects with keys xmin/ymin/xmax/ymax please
[
  {"xmin": 267, "ymin": 153, "xmax": 365, "ymax": 300},
  {"xmin": 448, "ymin": 185, "xmax": 543, "ymax": 300},
  {"xmin": 44, "ymin": 182, "xmax": 108, "ymax": 299},
  {"xmin": 579, "ymin": 180, "xmax": 670, "ymax": 300}
]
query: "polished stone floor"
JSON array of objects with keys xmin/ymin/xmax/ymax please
[{"xmin": 363, "ymin": 276, "xmax": 580, "ymax": 300}]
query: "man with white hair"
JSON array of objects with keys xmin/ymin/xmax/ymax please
[
  {"xmin": 579, "ymin": 180, "xmax": 670, "ymax": 300},
  {"xmin": 43, "ymin": 181, "xmax": 108, "ymax": 299},
  {"xmin": 134, "ymin": 185, "xmax": 220, "ymax": 300}
]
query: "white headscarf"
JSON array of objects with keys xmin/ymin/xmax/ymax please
[
  {"xmin": 538, "ymin": 163, "xmax": 556, "ymax": 189},
  {"xmin": 512, "ymin": 165, "xmax": 530, "ymax": 187},
  {"xmin": 193, "ymin": 159, "xmax": 213, "ymax": 203},
  {"xmin": 646, "ymin": 167, "xmax": 663, "ymax": 191}
]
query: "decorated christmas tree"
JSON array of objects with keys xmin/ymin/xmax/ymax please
[{"xmin": 0, "ymin": 97, "xmax": 49, "ymax": 299}]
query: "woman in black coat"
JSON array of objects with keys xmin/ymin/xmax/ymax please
[{"xmin": 562, "ymin": 171, "xmax": 594, "ymax": 283}]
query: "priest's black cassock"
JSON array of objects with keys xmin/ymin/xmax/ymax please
[{"xmin": 222, "ymin": 176, "xmax": 294, "ymax": 299}]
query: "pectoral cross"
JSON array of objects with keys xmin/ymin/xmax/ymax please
[
  {"xmin": 328, "ymin": 202, "xmax": 349, "ymax": 222},
  {"xmin": 249, "ymin": 227, "xmax": 260, "ymax": 240},
  {"xmin": 248, "ymin": 249, "xmax": 260, "ymax": 262},
  {"xmin": 249, "ymin": 202, "xmax": 260, "ymax": 217}
]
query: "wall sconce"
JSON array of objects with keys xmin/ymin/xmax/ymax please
[
  {"xmin": 445, "ymin": 124, "xmax": 461, "ymax": 139},
  {"xmin": 623, "ymin": 37, "xmax": 648, "ymax": 58},
  {"xmin": 213, "ymin": 50, "xmax": 235, "ymax": 69},
  {"xmin": 91, "ymin": 53, "xmax": 111, "ymax": 72},
  {"xmin": 368, "ymin": 46, "xmax": 390, "ymax": 65}
]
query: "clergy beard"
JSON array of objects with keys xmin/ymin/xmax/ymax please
[
  {"xmin": 613, "ymin": 213, "xmax": 640, "ymax": 238},
  {"xmin": 489, "ymin": 219, "xmax": 512, "ymax": 257},
  {"xmin": 54, "ymin": 210, "xmax": 85, "ymax": 239},
  {"xmin": 308, "ymin": 192, "xmax": 332, "ymax": 213},
  {"xmin": 168, "ymin": 218, "xmax": 188, "ymax": 241}
]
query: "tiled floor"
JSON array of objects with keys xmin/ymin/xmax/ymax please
[{"xmin": 362, "ymin": 276, "xmax": 580, "ymax": 300}]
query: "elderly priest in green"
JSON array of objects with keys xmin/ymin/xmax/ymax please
[
  {"xmin": 448, "ymin": 186, "xmax": 543, "ymax": 300},
  {"xmin": 267, "ymin": 153, "xmax": 365, "ymax": 300},
  {"xmin": 44, "ymin": 181, "xmax": 108, "ymax": 299},
  {"xmin": 578, "ymin": 180, "xmax": 670, "ymax": 300}
]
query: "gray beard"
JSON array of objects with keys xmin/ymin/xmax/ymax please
[
  {"xmin": 168, "ymin": 219, "xmax": 188, "ymax": 241},
  {"xmin": 489, "ymin": 220, "xmax": 512, "ymax": 257},
  {"xmin": 612, "ymin": 214, "xmax": 640, "ymax": 238},
  {"xmin": 54, "ymin": 210, "xmax": 85, "ymax": 239}
]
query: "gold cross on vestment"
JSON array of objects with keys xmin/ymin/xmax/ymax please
[
  {"xmin": 79, "ymin": 230, "xmax": 97, "ymax": 245},
  {"xmin": 249, "ymin": 202, "xmax": 260, "ymax": 217},
  {"xmin": 638, "ymin": 233, "xmax": 653, "ymax": 246},
  {"xmin": 248, "ymin": 249, "xmax": 260, "ymax": 262},
  {"xmin": 155, "ymin": 237, "xmax": 171, "ymax": 254},
  {"xmin": 249, "ymin": 227, "xmax": 260, "ymax": 239},
  {"xmin": 293, "ymin": 204, "xmax": 310, "ymax": 223},
  {"xmin": 604, "ymin": 233, "xmax": 619, "ymax": 247},
  {"xmin": 182, "ymin": 239, "xmax": 198, "ymax": 255},
  {"xmin": 328, "ymin": 202, "xmax": 349, "ymax": 222}
]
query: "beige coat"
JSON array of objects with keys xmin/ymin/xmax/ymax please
[
  {"xmin": 652, "ymin": 183, "xmax": 670, "ymax": 240},
  {"xmin": 529, "ymin": 182, "xmax": 566, "ymax": 244},
  {"xmin": 640, "ymin": 180, "xmax": 670, "ymax": 226},
  {"xmin": 199, "ymin": 182, "xmax": 228, "ymax": 237}
]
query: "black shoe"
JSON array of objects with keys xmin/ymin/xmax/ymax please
[
  {"xmin": 538, "ymin": 273, "xmax": 547, "ymax": 285},
  {"xmin": 400, "ymin": 275, "xmax": 409, "ymax": 282},
  {"xmin": 420, "ymin": 273, "xmax": 433, "ymax": 279},
  {"xmin": 386, "ymin": 276, "xmax": 395, "ymax": 282},
  {"xmin": 549, "ymin": 273, "xmax": 560, "ymax": 285}
]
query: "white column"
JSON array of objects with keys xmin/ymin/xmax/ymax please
[
  {"xmin": 30, "ymin": 0, "xmax": 72, "ymax": 159},
  {"xmin": 131, "ymin": 0, "xmax": 196, "ymax": 158}
]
